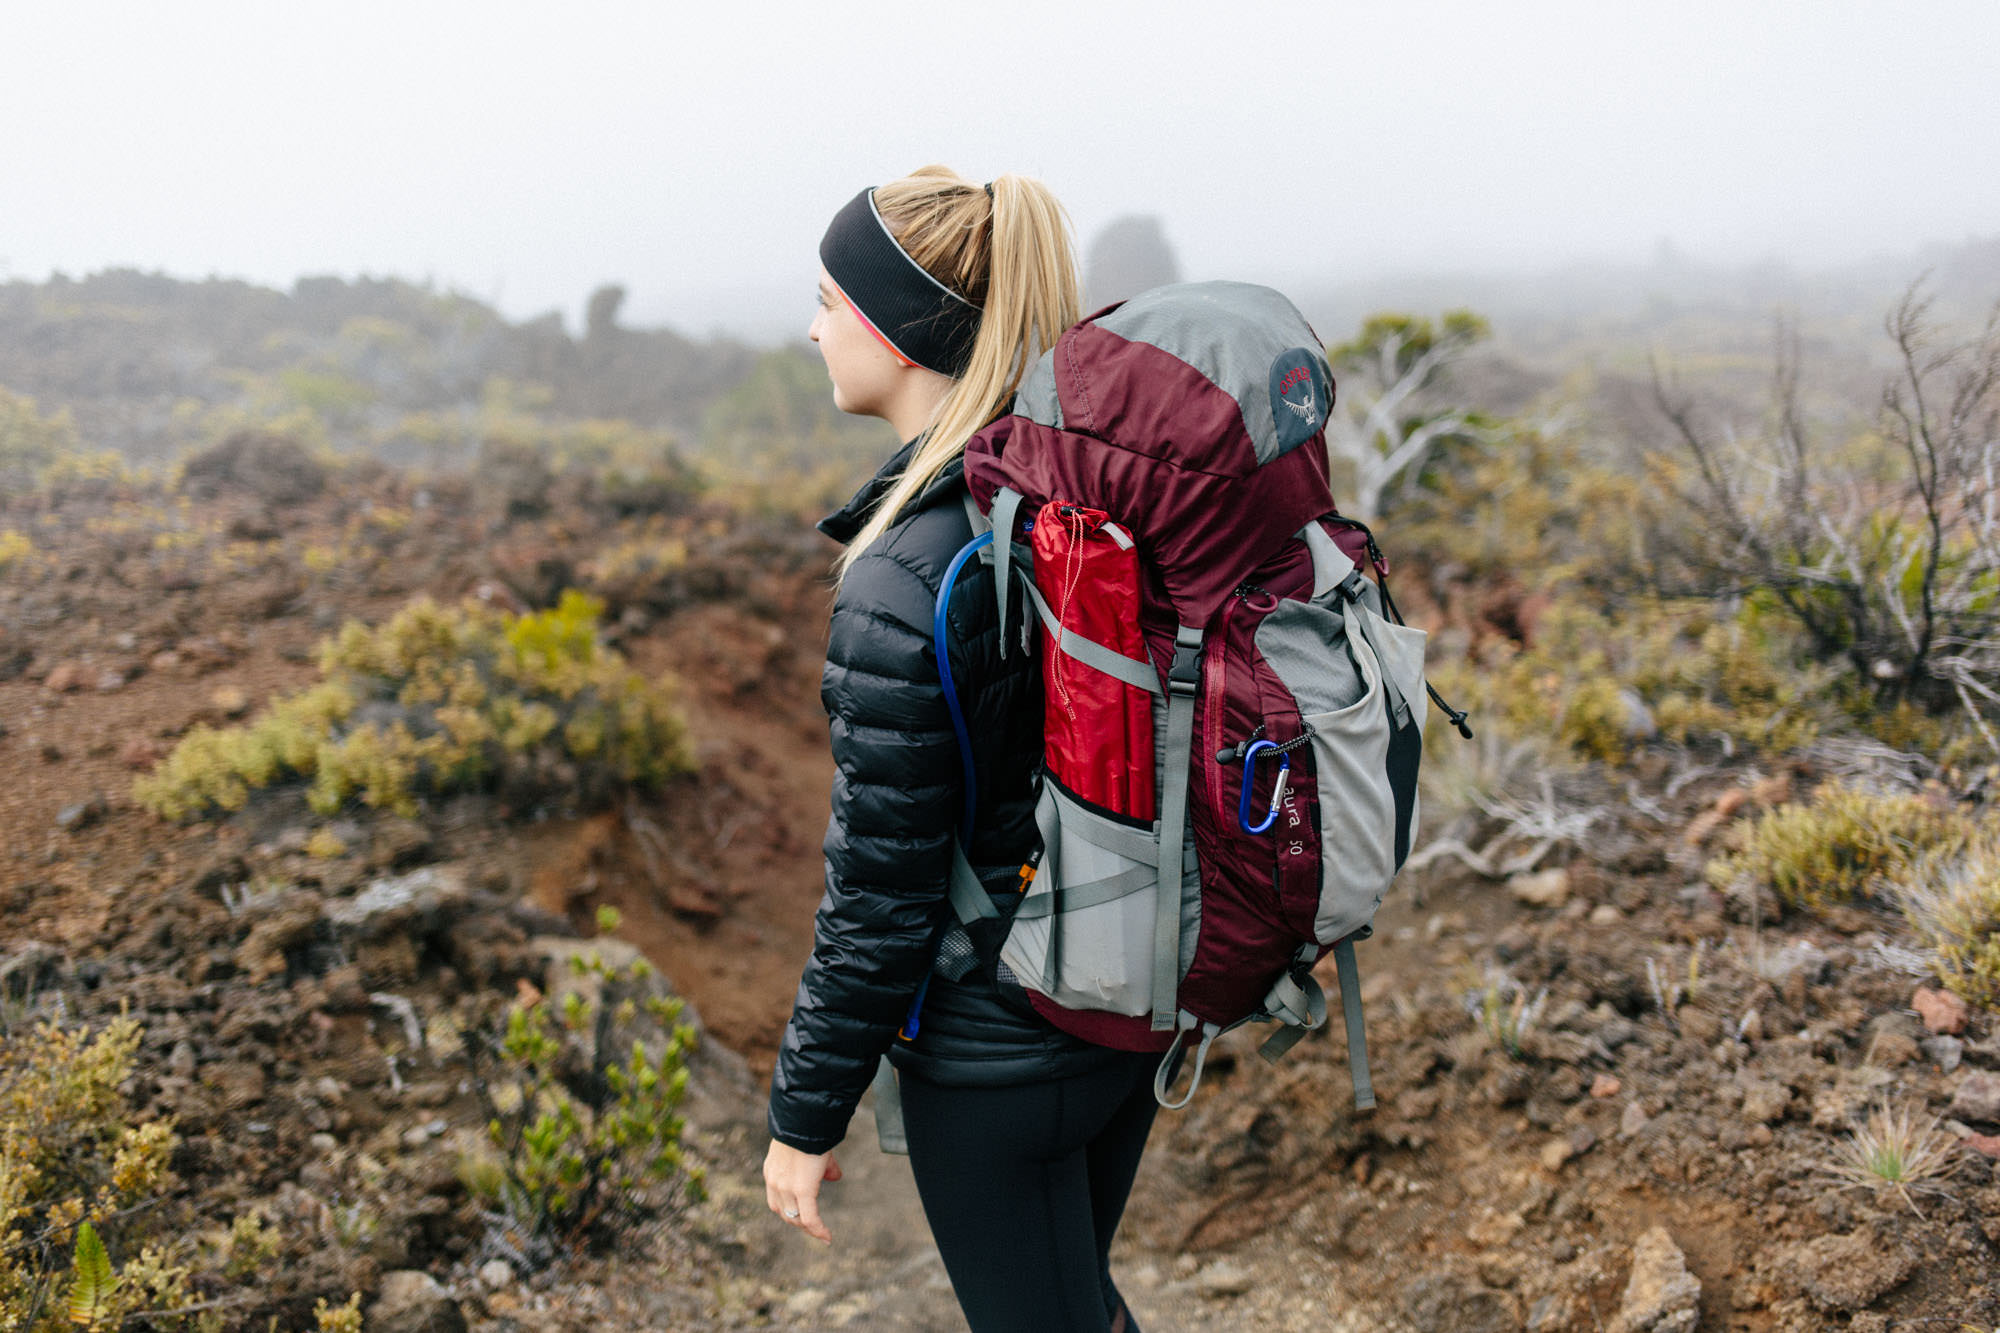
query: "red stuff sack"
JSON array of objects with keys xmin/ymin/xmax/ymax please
[{"xmin": 1032, "ymin": 501, "xmax": 1154, "ymax": 822}]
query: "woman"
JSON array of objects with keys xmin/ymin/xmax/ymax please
[{"xmin": 763, "ymin": 166, "xmax": 1155, "ymax": 1333}]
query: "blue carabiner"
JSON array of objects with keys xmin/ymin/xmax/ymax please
[{"xmin": 1237, "ymin": 739, "xmax": 1291, "ymax": 835}]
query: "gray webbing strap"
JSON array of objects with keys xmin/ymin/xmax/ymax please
[
  {"xmin": 1332, "ymin": 937, "xmax": 1375, "ymax": 1110},
  {"xmin": 1021, "ymin": 581, "xmax": 1164, "ymax": 696},
  {"xmin": 1255, "ymin": 955, "xmax": 1328, "ymax": 1063},
  {"xmin": 1045, "ymin": 787, "xmax": 1157, "ymax": 862},
  {"xmin": 1151, "ymin": 625, "xmax": 1203, "ymax": 1031},
  {"xmin": 1299, "ymin": 521, "xmax": 1357, "ymax": 602},
  {"xmin": 960, "ymin": 489, "xmax": 990, "ymax": 543},
  {"xmin": 1009, "ymin": 861, "xmax": 1155, "ymax": 920},
  {"xmin": 1152, "ymin": 1011, "xmax": 1222, "ymax": 1110},
  {"xmin": 946, "ymin": 841, "xmax": 999, "ymax": 924},
  {"xmin": 1034, "ymin": 788, "xmax": 1063, "ymax": 991},
  {"xmin": 990, "ymin": 487, "xmax": 1024, "ymax": 659},
  {"xmin": 870, "ymin": 1056, "xmax": 908, "ymax": 1155}
]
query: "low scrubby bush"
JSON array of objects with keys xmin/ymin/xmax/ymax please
[
  {"xmin": 134, "ymin": 588, "xmax": 691, "ymax": 822},
  {"xmin": 1706, "ymin": 779, "xmax": 1974, "ymax": 910}
]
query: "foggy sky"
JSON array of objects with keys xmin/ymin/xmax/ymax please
[{"xmin": 4, "ymin": 0, "xmax": 1997, "ymax": 341}]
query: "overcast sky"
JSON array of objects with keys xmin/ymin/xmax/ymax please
[{"xmin": 4, "ymin": 1, "xmax": 1996, "ymax": 340}]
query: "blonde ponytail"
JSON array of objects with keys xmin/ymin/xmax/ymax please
[{"xmin": 834, "ymin": 166, "xmax": 1080, "ymax": 578}]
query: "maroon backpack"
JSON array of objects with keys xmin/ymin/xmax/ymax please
[{"xmin": 932, "ymin": 281, "xmax": 1466, "ymax": 1113}]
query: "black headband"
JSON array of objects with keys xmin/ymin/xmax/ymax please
[{"xmin": 819, "ymin": 187, "xmax": 983, "ymax": 377}]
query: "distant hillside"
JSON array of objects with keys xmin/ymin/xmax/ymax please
[{"xmin": 0, "ymin": 270, "xmax": 763, "ymax": 465}]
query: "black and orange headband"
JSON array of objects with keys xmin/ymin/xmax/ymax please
[{"xmin": 819, "ymin": 187, "xmax": 983, "ymax": 377}]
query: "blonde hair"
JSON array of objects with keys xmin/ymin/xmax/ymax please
[{"xmin": 834, "ymin": 165, "xmax": 1079, "ymax": 578}]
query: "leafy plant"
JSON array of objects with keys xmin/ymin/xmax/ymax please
[
  {"xmin": 1465, "ymin": 970, "xmax": 1547, "ymax": 1060},
  {"xmin": 465, "ymin": 932, "xmax": 705, "ymax": 1266},
  {"xmin": 0, "ymin": 1016, "xmax": 198, "ymax": 1331}
]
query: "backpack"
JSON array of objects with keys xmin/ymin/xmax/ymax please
[{"xmin": 876, "ymin": 281, "xmax": 1467, "ymax": 1151}]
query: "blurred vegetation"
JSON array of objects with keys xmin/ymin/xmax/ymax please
[
  {"xmin": 0, "ymin": 270, "xmax": 893, "ymax": 508},
  {"xmin": 1367, "ymin": 288, "xmax": 1999, "ymax": 1010},
  {"xmin": 134, "ymin": 589, "xmax": 692, "ymax": 822},
  {"xmin": 1899, "ymin": 826, "xmax": 2000, "ymax": 1009}
]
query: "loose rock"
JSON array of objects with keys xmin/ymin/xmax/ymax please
[
  {"xmin": 1509, "ymin": 868, "xmax": 1571, "ymax": 909},
  {"xmin": 1401, "ymin": 1272, "xmax": 1519, "ymax": 1333},
  {"xmin": 1738, "ymin": 1078, "xmax": 1791, "ymax": 1124},
  {"xmin": 1193, "ymin": 1258, "xmax": 1253, "ymax": 1298},
  {"xmin": 1610, "ymin": 1227, "xmax": 1700, "ymax": 1333},
  {"xmin": 1913, "ymin": 986, "xmax": 1968, "ymax": 1035},
  {"xmin": 1772, "ymin": 1231, "xmax": 1916, "ymax": 1313},
  {"xmin": 1950, "ymin": 1071, "xmax": 2000, "ymax": 1125},
  {"xmin": 369, "ymin": 1269, "xmax": 466, "ymax": 1333}
]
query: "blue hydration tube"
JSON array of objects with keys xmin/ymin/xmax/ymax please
[{"xmin": 899, "ymin": 529, "xmax": 993, "ymax": 1041}]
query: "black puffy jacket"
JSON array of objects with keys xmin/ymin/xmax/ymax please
[{"xmin": 767, "ymin": 440, "xmax": 1119, "ymax": 1155}]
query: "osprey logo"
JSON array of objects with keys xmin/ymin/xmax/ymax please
[
  {"xmin": 1281, "ymin": 378, "xmax": 1318, "ymax": 426},
  {"xmin": 1268, "ymin": 349, "xmax": 1331, "ymax": 454}
]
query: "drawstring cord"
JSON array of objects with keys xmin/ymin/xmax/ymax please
[{"xmin": 1050, "ymin": 504, "xmax": 1087, "ymax": 726}]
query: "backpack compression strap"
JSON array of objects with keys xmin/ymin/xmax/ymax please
[{"xmin": 1152, "ymin": 624, "xmax": 1204, "ymax": 1031}]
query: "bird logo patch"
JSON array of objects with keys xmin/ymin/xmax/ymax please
[{"xmin": 1269, "ymin": 348, "xmax": 1332, "ymax": 454}]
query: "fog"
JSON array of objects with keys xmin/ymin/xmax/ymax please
[{"xmin": 4, "ymin": 0, "xmax": 1996, "ymax": 340}]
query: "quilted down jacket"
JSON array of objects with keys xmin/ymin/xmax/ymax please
[{"xmin": 766, "ymin": 439, "xmax": 1122, "ymax": 1155}]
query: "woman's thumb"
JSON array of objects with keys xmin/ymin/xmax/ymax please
[{"xmin": 822, "ymin": 1156, "xmax": 844, "ymax": 1182}]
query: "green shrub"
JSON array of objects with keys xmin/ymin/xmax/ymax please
[
  {"xmin": 1706, "ymin": 779, "xmax": 1973, "ymax": 910},
  {"xmin": 134, "ymin": 588, "xmax": 691, "ymax": 822},
  {"xmin": 467, "ymin": 927, "xmax": 705, "ymax": 1262}
]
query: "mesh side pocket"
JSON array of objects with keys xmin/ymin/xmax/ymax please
[{"xmin": 932, "ymin": 924, "xmax": 979, "ymax": 982}]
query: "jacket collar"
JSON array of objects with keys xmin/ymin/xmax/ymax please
[{"xmin": 817, "ymin": 437, "xmax": 965, "ymax": 545}]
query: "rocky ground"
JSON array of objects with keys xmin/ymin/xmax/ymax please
[{"xmin": 3, "ymin": 451, "xmax": 1998, "ymax": 1330}]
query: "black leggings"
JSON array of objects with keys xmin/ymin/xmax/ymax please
[{"xmin": 898, "ymin": 1050, "xmax": 1160, "ymax": 1333}]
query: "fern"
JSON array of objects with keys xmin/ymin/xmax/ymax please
[{"xmin": 66, "ymin": 1221, "xmax": 118, "ymax": 1328}]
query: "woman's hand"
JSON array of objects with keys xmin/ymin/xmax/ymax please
[{"xmin": 764, "ymin": 1139, "xmax": 842, "ymax": 1244}]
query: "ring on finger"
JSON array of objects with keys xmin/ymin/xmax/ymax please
[{"xmin": 783, "ymin": 1207, "xmax": 800, "ymax": 1219}]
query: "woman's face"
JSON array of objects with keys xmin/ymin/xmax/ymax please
[{"xmin": 809, "ymin": 266, "xmax": 907, "ymax": 420}]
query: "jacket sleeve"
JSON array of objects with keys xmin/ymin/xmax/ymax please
[{"xmin": 767, "ymin": 538, "xmax": 961, "ymax": 1153}]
